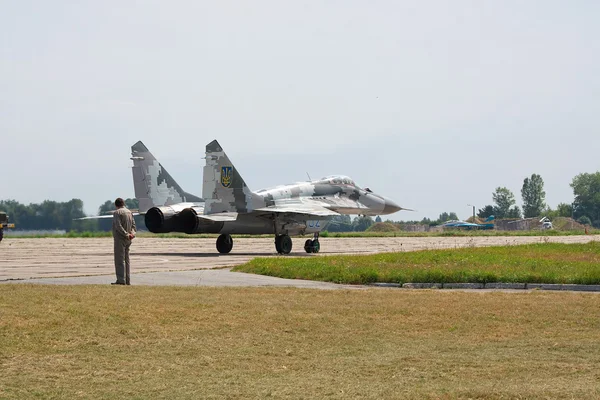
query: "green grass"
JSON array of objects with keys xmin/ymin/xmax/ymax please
[
  {"xmin": 320, "ymin": 229, "xmax": 599, "ymax": 237},
  {"xmin": 1, "ymin": 286, "xmax": 599, "ymax": 399},
  {"xmin": 234, "ymin": 241, "xmax": 600, "ymax": 285}
]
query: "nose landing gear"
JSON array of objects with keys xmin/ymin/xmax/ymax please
[{"xmin": 303, "ymin": 233, "xmax": 320, "ymax": 253}]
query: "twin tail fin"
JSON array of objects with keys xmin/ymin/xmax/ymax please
[
  {"xmin": 202, "ymin": 140, "xmax": 262, "ymax": 214},
  {"xmin": 131, "ymin": 141, "xmax": 202, "ymax": 213}
]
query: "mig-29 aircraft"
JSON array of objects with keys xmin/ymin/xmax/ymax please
[{"xmin": 131, "ymin": 140, "xmax": 405, "ymax": 254}]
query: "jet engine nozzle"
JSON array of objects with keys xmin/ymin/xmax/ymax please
[{"xmin": 145, "ymin": 206, "xmax": 176, "ymax": 233}]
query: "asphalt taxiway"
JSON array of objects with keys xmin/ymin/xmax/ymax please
[{"xmin": 1, "ymin": 235, "xmax": 598, "ymax": 288}]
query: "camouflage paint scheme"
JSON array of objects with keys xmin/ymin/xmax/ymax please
[
  {"xmin": 131, "ymin": 141, "xmax": 203, "ymax": 212},
  {"xmin": 130, "ymin": 141, "xmax": 206, "ymax": 233},
  {"xmin": 133, "ymin": 140, "xmax": 404, "ymax": 238}
]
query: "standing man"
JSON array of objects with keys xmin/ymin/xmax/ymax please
[{"xmin": 112, "ymin": 198, "xmax": 136, "ymax": 285}]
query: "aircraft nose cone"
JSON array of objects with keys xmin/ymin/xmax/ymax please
[{"xmin": 382, "ymin": 197, "xmax": 402, "ymax": 214}]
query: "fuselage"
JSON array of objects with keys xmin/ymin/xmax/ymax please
[
  {"xmin": 144, "ymin": 175, "xmax": 401, "ymax": 236},
  {"xmin": 255, "ymin": 175, "xmax": 401, "ymax": 216}
]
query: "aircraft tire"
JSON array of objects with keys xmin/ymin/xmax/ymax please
[
  {"xmin": 304, "ymin": 239, "xmax": 313, "ymax": 253},
  {"xmin": 276, "ymin": 234, "xmax": 292, "ymax": 254},
  {"xmin": 216, "ymin": 234, "xmax": 233, "ymax": 254},
  {"xmin": 312, "ymin": 239, "xmax": 320, "ymax": 253},
  {"xmin": 280, "ymin": 235, "xmax": 292, "ymax": 254}
]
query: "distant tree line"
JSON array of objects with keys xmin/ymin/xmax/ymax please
[
  {"xmin": 0, "ymin": 198, "xmax": 142, "ymax": 232},
  {"xmin": 327, "ymin": 211, "xmax": 462, "ymax": 232},
  {"xmin": 0, "ymin": 199, "xmax": 87, "ymax": 231},
  {"xmin": 475, "ymin": 172, "xmax": 600, "ymax": 227},
  {"xmin": 326, "ymin": 215, "xmax": 375, "ymax": 232}
]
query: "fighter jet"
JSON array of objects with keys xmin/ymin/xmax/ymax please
[
  {"xmin": 437, "ymin": 215, "xmax": 495, "ymax": 230},
  {"xmin": 132, "ymin": 140, "xmax": 406, "ymax": 254}
]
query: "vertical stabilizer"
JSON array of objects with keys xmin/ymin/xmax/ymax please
[
  {"xmin": 131, "ymin": 141, "xmax": 202, "ymax": 212},
  {"xmin": 203, "ymin": 140, "xmax": 261, "ymax": 214}
]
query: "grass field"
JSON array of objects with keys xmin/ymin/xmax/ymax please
[
  {"xmin": 1, "ymin": 285, "xmax": 599, "ymax": 399},
  {"xmin": 234, "ymin": 242, "xmax": 600, "ymax": 285},
  {"xmin": 320, "ymin": 229, "xmax": 599, "ymax": 238}
]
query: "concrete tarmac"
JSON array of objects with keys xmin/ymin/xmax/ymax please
[{"xmin": 1, "ymin": 235, "xmax": 598, "ymax": 287}]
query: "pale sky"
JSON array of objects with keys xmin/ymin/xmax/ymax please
[{"xmin": 2, "ymin": 1, "xmax": 599, "ymax": 220}]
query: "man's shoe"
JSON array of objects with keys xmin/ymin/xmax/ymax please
[
  {"xmin": 111, "ymin": 281, "xmax": 126, "ymax": 285},
  {"xmin": 126, "ymin": 282, "xmax": 131, "ymax": 285}
]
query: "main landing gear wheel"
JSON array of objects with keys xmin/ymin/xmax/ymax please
[
  {"xmin": 216, "ymin": 234, "xmax": 233, "ymax": 254},
  {"xmin": 275, "ymin": 234, "xmax": 293, "ymax": 254},
  {"xmin": 304, "ymin": 239, "xmax": 320, "ymax": 253}
]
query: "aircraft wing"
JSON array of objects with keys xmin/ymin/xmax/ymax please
[
  {"xmin": 199, "ymin": 212, "xmax": 239, "ymax": 222},
  {"xmin": 76, "ymin": 212, "xmax": 141, "ymax": 220},
  {"xmin": 254, "ymin": 204, "xmax": 340, "ymax": 217}
]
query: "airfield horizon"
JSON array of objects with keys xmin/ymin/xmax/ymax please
[{"xmin": 4, "ymin": 228, "xmax": 599, "ymax": 239}]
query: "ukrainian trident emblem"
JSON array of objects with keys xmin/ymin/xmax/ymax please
[{"xmin": 221, "ymin": 166, "xmax": 233, "ymax": 188}]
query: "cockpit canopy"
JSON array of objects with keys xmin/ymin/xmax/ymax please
[
  {"xmin": 256, "ymin": 175, "xmax": 363, "ymax": 194},
  {"xmin": 317, "ymin": 175, "xmax": 360, "ymax": 188}
]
